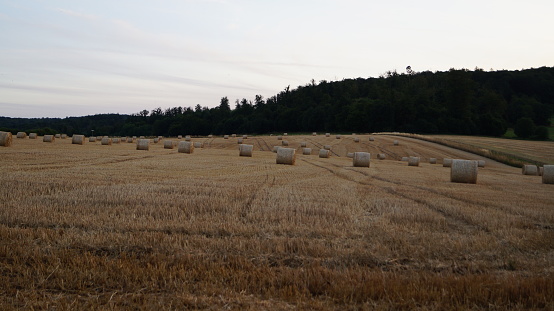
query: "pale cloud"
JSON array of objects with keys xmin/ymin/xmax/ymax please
[{"xmin": 56, "ymin": 8, "xmax": 98, "ymax": 21}]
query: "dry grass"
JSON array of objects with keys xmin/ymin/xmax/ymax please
[{"xmin": 0, "ymin": 136, "xmax": 553, "ymax": 310}]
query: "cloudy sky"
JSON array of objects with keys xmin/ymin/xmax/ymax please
[{"xmin": 1, "ymin": 0, "xmax": 552, "ymax": 118}]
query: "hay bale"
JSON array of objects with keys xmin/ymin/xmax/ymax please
[
  {"xmin": 242, "ymin": 135, "xmax": 248, "ymax": 139},
  {"xmin": 208, "ymin": 135, "xmax": 213, "ymax": 138},
  {"xmin": 542, "ymin": 165, "xmax": 554, "ymax": 184},
  {"xmin": 522, "ymin": 165, "xmax": 538, "ymax": 176},
  {"xmin": 132, "ymin": 136, "xmax": 137, "ymax": 140},
  {"xmin": 283, "ymin": 133, "xmax": 288, "ymax": 136},
  {"xmin": 55, "ymin": 134, "xmax": 61, "ymax": 138},
  {"xmin": 272, "ymin": 146, "xmax": 280, "ymax": 153},
  {"xmin": 336, "ymin": 135, "xmax": 341, "ymax": 139},
  {"xmin": 16, "ymin": 132, "xmax": 27, "ymax": 139},
  {"xmin": 164, "ymin": 140, "xmax": 176, "ymax": 149},
  {"xmin": 312, "ymin": 132, "xmax": 317, "ymax": 136},
  {"xmin": 29, "ymin": 133, "xmax": 37, "ymax": 139},
  {"xmin": 369, "ymin": 137, "xmax": 374, "ymax": 141},
  {"xmin": 354, "ymin": 137, "xmax": 360, "ymax": 142},
  {"xmin": 238, "ymin": 138, "xmax": 244, "ymax": 144},
  {"xmin": 300, "ymin": 142, "xmax": 307, "ymax": 147},
  {"xmin": 401, "ymin": 157, "xmax": 408, "ymax": 162},
  {"xmin": 353, "ymin": 152, "xmax": 371, "ymax": 167},
  {"xmin": 153, "ymin": 138, "xmax": 159, "ymax": 143},
  {"xmin": 319, "ymin": 149, "xmax": 330, "ymax": 158},
  {"xmin": 112, "ymin": 138, "xmax": 121, "ymax": 144},
  {"xmin": 185, "ymin": 136, "xmax": 191, "ymax": 141},
  {"xmin": 158, "ymin": 136, "xmax": 164, "ymax": 140},
  {"xmin": 276, "ymin": 147, "xmax": 296, "ymax": 165},
  {"xmin": 277, "ymin": 135, "xmax": 283, "ymax": 140},
  {"xmin": 539, "ymin": 167, "xmax": 544, "ymax": 176},
  {"xmin": 224, "ymin": 135, "xmax": 229, "ymax": 139},
  {"xmin": 378, "ymin": 153, "xmax": 386, "ymax": 160},
  {"xmin": 126, "ymin": 137, "xmax": 134, "ymax": 143},
  {"xmin": 239, "ymin": 144, "xmax": 253, "ymax": 157},
  {"xmin": 96, "ymin": 136, "xmax": 102, "ymax": 140},
  {"xmin": 101, "ymin": 137, "xmax": 112, "ymax": 145},
  {"xmin": 281, "ymin": 140, "xmax": 289, "ymax": 146},
  {"xmin": 352, "ymin": 133, "xmax": 356, "ymax": 136},
  {"xmin": 443, "ymin": 158, "xmax": 453, "ymax": 167},
  {"xmin": 178, "ymin": 135, "xmax": 183, "ymax": 139},
  {"xmin": 347, "ymin": 152, "xmax": 354, "ymax": 158},
  {"xmin": 136, "ymin": 139, "xmax": 149, "ymax": 150},
  {"xmin": 477, "ymin": 160, "xmax": 486, "ymax": 168},
  {"xmin": 178, "ymin": 141, "xmax": 194, "ymax": 154},
  {"xmin": 139, "ymin": 136, "xmax": 145, "ymax": 139},
  {"xmin": 408, "ymin": 156, "xmax": 420, "ymax": 166},
  {"xmin": 302, "ymin": 148, "xmax": 312, "ymax": 155},
  {"xmin": 232, "ymin": 134, "xmax": 237, "ymax": 138},
  {"xmin": 393, "ymin": 140, "xmax": 399, "ymax": 146},
  {"xmin": 61, "ymin": 134, "xmax": 67, "ymax": 139},
  {"xmin": 325, "ymin": 133, "xmax": 330, "ymax": 137},
  {"xmin": 72, "ymin": 135, "xmax": 85, "ymax": 145},
  {"xmin": 451, "ymin": 159, "xmax": 478, "ymax": 184},
  {"xmin": 193, "ymin": 142, "xmax": 203, "ymax": 148},
  {"xmin": 0, "ymin": 131, "xmax": 13, "ymax": 147},
  {"xmin": 89, "ymin": 137, "xmax": 97, "ymax": 142},
  {"xmin": 324, "ymin": 145, "xmax": 331, "ymax": 150},
  {"xmin": 429, "ymin": 158, "xmax": 437, "ymax": 164},
  {"xmin": 43, "ymin": 135, "xmax": 55, "ymax": 143}
]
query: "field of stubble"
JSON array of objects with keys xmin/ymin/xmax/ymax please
[{"xmin": 1, "ymin": 135, "xmax": 553, "ymax": 310}]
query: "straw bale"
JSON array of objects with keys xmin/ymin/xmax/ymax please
[
  {"xmin": 89, "ymin": 137, "xmax": 97, "ymax": 142},
  {"xmin": 302, "ymin": 148, "xmax": 312, "ymax": 155},
  {"xmin": 401, "ymin": 157, "xmax": 408, "ymax": 162},
  {"xmin": 429, "ymin": 158, "xmax": 437, "ymax": 164},
  {"xmin": 43, "ymin": 135, "xmax": 55, "ymax": 143},
  {"xmin": 72, "ymin": 135, "xmax": 85, "ymax": 145},
  {"xmin": 353, "ymin": 152, "xmax": 371, "ymax": 167},
  {"xmin": 178, "ymin": 135, "xmax": 183, "ymax": 139},
  {"xmin": 101, "ymin": 137, "xmax": 112, "ymax": 145},
  {"xmin": 300, "ymin": 142, "xmax": 307, "ymax": 147},
  {"xmin": 451, "ymin": 159, "xmax": 478, "ymax": 184},
  {"xmin": 477, "ymin": 160, "xmax": 486, "ymax": 168},
  {"xmin": 153, "ymin": 138, "xmax": 159, "ymax": 143},
  {"xmin": 369, "ymin": 137, "xmax": 374, "ymax": 141},
  {"xmin": 393, "ymin": 140, "xmax": 399, "ymax": 146},
  {"xmin": 112, "ymin": 138, "xmax": 121, "ymax": 144},
  {"xmin": 276, "ymin": 147, "xmax": 296, "ymax": 165},
  {"xmin": 224, "ymin": 135, "xmax": 229, "ymax": 139},
  {"xmin": 542, "ymin": 165, "xmax": 554, "ymax": 184},
  {"xmin": 378, "ymin": 153, "xmax": 386, "ymax": 160},
  {"xmin": 443, "ymin": 158, "xmax": 453, "ymax": 167},
  {"xmin": 136, "ymin": 139, "xmax": 150, "ymax": 150},
  {"xmin": 164, "ymin": 140, "xmax": 176, "ymax": 149},
  {"xmin": 61, "ymin": 134, "xmax": 67, "ymax": 139},
  {"xmin": 354, "ymin": 137, "xmax": 360, "ymax": 142},
  {"xmin": 319, "ymin": 149, "xmax": 330, "ymax": 158},
  {"xmin": 238, "ymin": 138, "xmax": 244, "ymax": 144},
  {"xmin": 324, "ymin": 145, "xmax": 331, "ymax": 150},
  {"xmin": 55, "ymin": 134, "xmax": 61, "ymax": 138},
  {"xmin": 242, "ymin": 135, "xmax": 248, "ymax": 139},
  {"xmin": 208, "ymin": 135, "xmax": 213, "ymax": 138},
  {"xmin": 408, "ymin": 156, "xmax": 420, "ymax": 166},
  {"xmin": 281, "ymin": 140, "xmax": 289, "ymax": 146},
  {"xmin": 522, "ymin": 165, "xmax": 538, "ymax": 176},
  {"xmin": 239, "ymin": 144, "xmax": 253, "ymax": 157},
  {"xmin": 16, "ymin": 132, "xmax": 27, "ymax": 139},
  {"xmin": 178, "ymin": 141, "xmax": 194, "ymax": 154},
  {"xmin": 277, "ymin": 135, "xmax": 283, "ymax": 140},
  {"xmin": 325, "ymin": 133, "xmax": 330, "ymax": 137},
  {"xmin": 272, "ymin": 146, "xmax": 280, "ymax": 153},
  {"xmin": 185, "ymin": 136, "xmax": 191, "ymax": 141},
  {"xmin": 336, "ymin": 135, "xmax": 341, "ymax": 139},
  {"xmin": 29, "ymin": 133, "xmax": 37, "ymax": 139},
  {"xmin": 194, "ymin": 142, "xmax": 203, "ymax": 148},
  {"xmin": 232, "ymin": 134, "xmax": 237, "ymax": 137},
  {"xmin": 312, "ymin": 132, "xmax": 317, "ymax": 136},
  {"xmin": 284, "ymin": 133, "xmax": 288, "ymax": 136},
  {"xmin": 0, "ymin": 131, "xmax": 13, "ymax": 147},
  {"xmin": 347, "ymin": 152, "xmax": 354, "ymax": 158}
]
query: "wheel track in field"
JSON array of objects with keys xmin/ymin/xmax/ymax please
[
  {"xmin": 360, "ymin": 140, "xmax": 399, "ymax": 160},
  {"xmin": 252, "ymin": 137, "xmax": 266, "ymax": 151},
  {"xmin": 305, "ymin": 138, "xmax": 340, "ymax": 157}
]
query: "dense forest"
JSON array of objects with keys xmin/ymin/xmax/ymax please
[{"xmin": 2, "ymin": 67, "xmax": 553, "ymax": 139}]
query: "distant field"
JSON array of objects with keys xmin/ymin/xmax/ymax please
[{"xmin": 1, "ymin": 135, "xmax": 553, "ymax": 310}]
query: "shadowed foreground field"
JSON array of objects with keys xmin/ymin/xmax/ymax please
[{"xmin": 1, "ymin": 135, "xmax": 553, "ymax": 310}]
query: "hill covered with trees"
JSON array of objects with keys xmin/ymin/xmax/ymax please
[{"xmin": 2, "ymin": 67, "xmax": 553, "ymax": 139}]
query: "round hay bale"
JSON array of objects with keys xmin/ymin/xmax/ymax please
[
  {"xmin": 451, "ymin": 159, "xmax": 478, "ymax": 184},
  {"xmin": 539, "ymin": 167, "xmax": 544, "ymax": 176},
  {"xmin": 300, "ymin": 142, "xmax": 307, "ymax": 147},
  {"xmin": 208, "ymin": 135, "xmax": 213, "ymax": 138},
  {"xmin": 101, "ymin": 137, "xmax": 112, "ymax": 145},
  {"xmin": 477, "ymin": 160, "xmax": 486, "ymax": 168},
  {"xmin": 178, "ymin": 135, "xmax": 183, "ymax": 139},
  {"xmin": 354, "ymin": 137, "xmax": 360, "ymax": 143},
  {"xmin": 336, "ymin": 135, "xmax": 341, "ymax": 139},
  {"xmin": 283, "ymin": 133, "xmax": 288, "ymax": 136},
  {"xmin": 96, "ymin": 136, "xmax": 102, "ymax": 140},
  {"xmin": 153, "ymin": 138, "xmax": 159, "ymax": 143},
  {"xmin": 139, "ymin": 136, "xmax": 145, "ymax": 139},
  {"xmin": 136, "ymin": 139, "xmax": 150, "ymax": 150},
  {"xmin": 0, "ymin": 131, "xmax": 13, "ymax": 147},
  {"xmin": 55, "ymin": 134, "xmax": 61, "ymax": 138},
  {"xmin": 185, "ymin": 136, "xmax": 191, "ymax": 141},
  {"xmin": 276, "ymin": 147, "xmax": 296, "ymax": 165},
  {"xmin": 369, "ymin": 137, "xmax": 375, "ymax": 141},
  {"xmin": 43, "ymin": 135, "xmax": 55, "ymax": 143},
  {"xmin": 238, "ymin": 138, "xmax": 244, "ymax": 144},
  {"xmin": 224, "ymin": 135, "xmax": 229, "ymax": 139},
  {"xmin": 89, "ymin": 137, "xmax": 97, "ymax": 142},
  {"xmin": 132, "ymin": 136, "xmax": 137, "ymax": 140},
  {"xmin": 72, "ymin": 135, "xmax": 85, "ymax": 145},
  {"xmin": 429, "ymin": 158, "xmax": 437, "ymax": 164},
  {"xmin": 193, "ymin": 142, "xmax": 203, "ymax": 148},
  {"xmin": 282, "ymin": 140, "xmax": 289, "ymax": 146},
  {"xmin": 408, "ymin": 156, "xmax": 420, "ymax": 166},
  {"xmin": 61, "ymin": 134, "xmax": 67, "ymax": 139},
  {"xmin": 272, "ymin": 146, "xmax": 280, "ymax": 153},
  {"xmin": 121, "ymin": 136, "xmax": 127, "ymax": 141},
  {"xmin": 16, "ymin": 132, "xmax": 27, "ymax": 139},
  {"xmin": 352, "ymin": 133, "xmax": 356, "ymax": 136},
  {"xmin": 319, "ymin": 149, "xmax": 330, "ymax": 158},
  {"xmin": 542, "ymin": 165, "xmax": 554, "ymax": 184},
  {"xmin": 378, "ymin": 153, "xmax": 386, "ymax": 160},
  {"xmin": 29, "ymin": 133, "xmax": 37, "ymax": 139},
  {"xmin": 353, "ymin": 152, "xmax": 371, "ymax": 167},
  {"xmin": 158, "ymin": 136, "xmax": 164, "ymax": 140},
  {"xmin": 522, "ymin": 165, "xmax": 538, "ymax": 175},
  {"xmin": 126, "ymin": 137, "xmax": 134, "ymax": 143},
  {"xmin": 393, "ymin": 140, "xmax": 399, "ymax": 146},
  {"xmin": 443, "ymin": 158, "xmax": 453, "ymax": 167},
  {"xmin": 324, "ymin": 145, "xmax": 331, "ymax": 150},
  {"xmin": 312, "ymin": 132, "xmax": 317, "ymax": 136},
  {"xmin": 112, "ymin": 138, "xmax": 121, "ymax": 144},
  {"xmin": 232, "ymin": 134, "xmax": 237, "ymax": 138},
  {"xmin": 164, "ymin": 140, "xmax": 176, "ymax": 149},
  {"xmin": 302, "ymin": 148, "xmax": 312, "ymax": 155},
  {"xmin": 347, "ymin": 152, "xmax": 354, "ymax": 158},
  {"xmin": 277, "ymin": 135, "xmax": 283, "ymax": 140},
  {"xmin": 242, "ymin": 135, "xmax": 248, "ymax": 139},
  {"xmin": 178, "ymin": 141, "xmax": 194, "ymax": 154},
  {"xmin": 239, "ymin": 144, "xmax": 253, "ymax": 157},
  {"xmin": 401, "ymin": 157, "xmax": 408, "ymax": 162},
  {"xmin": 325, "ymin": 133, "xmax": 330, "ymax": 137}
]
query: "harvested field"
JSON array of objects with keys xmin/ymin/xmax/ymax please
[{"xmin": 0, "ymin": 135, "xmax": 553, "ymax": 310}]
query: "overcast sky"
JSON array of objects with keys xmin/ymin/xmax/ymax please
[{"xmin": 1, "ymin": 0, "xmax": 552, "ymax": 118}]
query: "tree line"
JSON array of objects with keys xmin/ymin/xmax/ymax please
[{"xmin": 2, "ymin": 67, "xmax": 553, "ymax": 139}]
